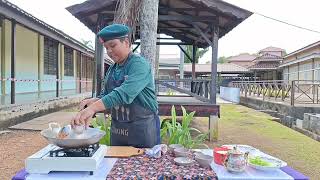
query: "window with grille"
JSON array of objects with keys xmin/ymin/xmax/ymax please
[
  {"xmin": 44, "ymin": 37, "xmax": 58, "ymax": 75},
  {"xmin": 88, "ymin": 57, "xmax": 94, "ymax": 79},
  {"xmin": 81, "ymin": 55, "xmax": 87, "ymax": 79},
  {"xmin": 76, "ymin": 52, "xmax": 81, "ymax": 78},
  {"xmin": 88, "ymin": 57, "xmax": 93, "ymax": 79},
  {"xmin": 81, "ymin": 55, "xmax": 94, "ymax": 79},
  {"xmin": 64, "ymin": 46, "xmax": 74, "ymax": 76},
  {"xmin": 86, "ymin": 59, "xmax": 91, "ymax": 79}
]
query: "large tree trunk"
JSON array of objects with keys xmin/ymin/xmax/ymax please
[
  {"xmin": 139, "ymin": 0, "xmax": 159, "ymax": 77},
  {"xmin": 155, "ymin": 34, "xmax": 160, "ymax": 79}
]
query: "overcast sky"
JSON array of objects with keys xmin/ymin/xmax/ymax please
[{"xmin": 6, "ymin": 0, "xmax": 320, "ymax": 64}]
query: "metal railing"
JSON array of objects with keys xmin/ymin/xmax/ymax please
[
  {"xmin": 155, "ymin": 79, "xmax": 212, "ymax": 102},
  {"xmin": 232, "ymin": 80, "xmax": 320, "ymax": 106}
]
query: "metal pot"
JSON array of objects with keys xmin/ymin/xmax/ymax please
[{"xmin": 41, "ymin": 123, "xmax": 106, "ymax": 148}]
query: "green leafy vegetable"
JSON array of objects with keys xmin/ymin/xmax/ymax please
[{"xmin": 249, "ymin": 157, "xmax": 272, "ymax": 167}]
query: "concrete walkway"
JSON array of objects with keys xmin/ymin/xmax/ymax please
[
  {"xmin": 9, "ymin": 111, "xmax": 77, "ymax": 131},
  {"xmin": 9, "ymin": 94, "xmax": 232, "ymax": 131},
  {"xmin": 217, "ymin": 95, "xmax": 233, "ymax": 104}
]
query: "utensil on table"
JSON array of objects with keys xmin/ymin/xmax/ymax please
[{"xmin": 105, "ymin": 146, "xmax": 144, "ymax": 158}]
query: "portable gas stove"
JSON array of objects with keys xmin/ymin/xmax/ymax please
[{"xmin": 25, "ymin": 143, "xmax": 107, "ymax": 175}]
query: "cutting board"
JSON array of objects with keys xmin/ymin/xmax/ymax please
[{"xmin": 105, "ymin": 146, "xmax": 144, "ymax": 158}]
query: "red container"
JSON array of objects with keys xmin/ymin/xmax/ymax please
[{"xmin": 214, "ymin": 147, "xmax": 230, "ymax": 165}]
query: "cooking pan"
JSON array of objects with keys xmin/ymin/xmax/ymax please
[{"xmin": 40, "ymin": 122, "xmax": 106, "ymax": 148}]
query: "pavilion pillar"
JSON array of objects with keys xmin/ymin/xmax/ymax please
[
  {"xmin": 192, "ymin": 45, "xmax": 196, "ymax": 80},
  {"xmin": 94, "ymin": 14, "xmax": 104, "ymax": 97},
  {"xmin": 10, "ymin": 20, "xmax": 16, "ymax": 104},
  {"xmin": 94, "ymin": 36, "xmax": 104, "ymax": 96},
  {"xmin": 191, "ymin": 45, "xmax": 196, "ymax": 92},
  {"xmin": 210, "ymin": 26, "xmax": 219, "ymax": 105}
]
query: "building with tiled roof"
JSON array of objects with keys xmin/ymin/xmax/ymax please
[
  {"xmin": 250, "ymin": 53, "xmax": 282, "ymax": 70},
  {"xmin": 227, "ymin": 53, "xmax": 257, "ymax": 68},
  {"xmin": 258, "ymin": 46, "xmax": 286, "ymax": 56},
  {"xmin": 249, "ymin": 47, "xmax": 285, "ymax": 80},
  {"xmin": 183, "ymin": 63, "xmax": 249, "ymax": 74}
]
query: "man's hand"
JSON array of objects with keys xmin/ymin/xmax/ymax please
[
  {"xmin": 72, "ymin": 99, "xmax": 107, "ymax": 129},
  {"xmin": 79, "ymin": 98, "xmax": 99, "ymax": 110},
  {"xmin": 71, "ymin": 107, "xmax": 96, "ymax": 129}
]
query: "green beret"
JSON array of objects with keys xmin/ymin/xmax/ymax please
[{"xmin": 97, "ymin": 24, "xmax": 131, "ymax": 42}]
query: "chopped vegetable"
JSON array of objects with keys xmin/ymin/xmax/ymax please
[{"xmin": 249, "ymin": 157, "xmax": 272, "ymax": 167}]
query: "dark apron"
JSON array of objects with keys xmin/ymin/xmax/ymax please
[{"xmin": 105, "ymin": 58, "xmax": 160, "ymax": 148}]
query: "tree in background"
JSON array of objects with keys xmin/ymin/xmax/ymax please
[
  {"xmin": 205, "ymin": 56, "xmax": 229, "ymax": 64},
  {"xmin": 218, "ymin": 56, "xmax": 229, "ymax": 64},
  {"xmin": 184, "ymin": 45, "xmax": 208, "ymax": 63}
]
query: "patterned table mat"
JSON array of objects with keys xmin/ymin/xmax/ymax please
[{"xmin": 106, "ymin": 152, "xmax": 217, "ymax": 180}]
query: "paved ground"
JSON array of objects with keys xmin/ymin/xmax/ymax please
[
  {"xmin": 8, "ymin": 94, "xmax": 231, "ymax": 131},
  {"xmin": 9, "ymin": 112, "xmax": 77, "ymax": 131},
  {"xmin": 0, "ymin": 130, "xmax": 47, "ymax": 180}
]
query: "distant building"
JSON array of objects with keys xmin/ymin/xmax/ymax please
[
  {"xmin": 183, "ymin": 63, "xmax": 250, "ymax": 77},
  {"xmin": 158, "ymin": 53, "xmax": 181, "ymax": 79},
  {"xmin": 227, "ymin": 53, "xmax": 257, "ymax": 68},
  {"xmin": 280, "ymin": 41, "xmax": 320, "ymax": 82},
  {"xmin": 258, "ymin": 46, "xmax": 286, "ymax": 57},
  {"xmin": 249, "ymin": 46, "xmax": 285, "ymax": 80},
  {"xmin": 0, "ymin": 1, "xmax": 112, "ymax": 105}
]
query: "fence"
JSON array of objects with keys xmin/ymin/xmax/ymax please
[
  {"xmin": 156, "ymin": 79, "xmax": 212, "ymax": 102},
  {"xmin": 232, "ymin": 80, "xmax": 320, "ymax": 106}
]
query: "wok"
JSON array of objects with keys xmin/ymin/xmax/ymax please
[{"xmin": 40, "ymin": 123, "xmax": 106, "ymax": 148}]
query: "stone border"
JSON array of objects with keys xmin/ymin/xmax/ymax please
[
  {"xmin": 292, "ymin": 125, "xmax": 320, "ymax": 142},
  {"xmin": 240, "ymin": 96, "xmax": 320, "ymax": 142}
]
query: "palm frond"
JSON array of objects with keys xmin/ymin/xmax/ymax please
[{"xmin": 114, "ymin": 0, "xmax": 142, "ymax": 41}]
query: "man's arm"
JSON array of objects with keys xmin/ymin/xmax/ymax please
[{"xmin": 101, "ymin": 59, "xmax": 150, "ymax": 109}]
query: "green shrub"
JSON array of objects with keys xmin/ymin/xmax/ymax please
[
  {"xmin": 160, "ymin": 105, "xmax": 208, "ymax": 148},
  {"xmin": 91, "ymin": 113, "xmax": 111, "ymax": 145}
]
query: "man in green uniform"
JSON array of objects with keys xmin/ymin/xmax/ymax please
[{"xmin": 71, "ymin": 24, "xmax": 160, "ymax": 148}]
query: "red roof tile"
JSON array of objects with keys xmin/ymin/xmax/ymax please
[{"xmin": 249, "ymin": 61, "xmax": 280, "ymax": 70}]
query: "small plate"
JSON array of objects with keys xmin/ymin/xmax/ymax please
[
  {"xmin": 174, "ymin": 147, "xmax": 190, "ymax": 157},
  {"xmin": 248, "ymin": 156, "xmax": 287, "ymax": 171},
  {"xmin": 174, "ymin": 157, "xmax": 194, "ymax": 166}
]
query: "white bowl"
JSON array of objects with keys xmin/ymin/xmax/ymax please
[
  {"xmin": 174, "ymin": 147, "xmax": 189, "ymax": 157},
  {"xmin": 174, "ymin": 157, "xmax": 194, "ymax": 166},
  {"xmin": 168, "ymin": 144, "xmax": 184, "ymax": 153},
  {"xmin": 194, "ymin": 151, "xmax": 205, "ymax": 157},
  {"xmin": 248, "ymin": 156, "xmax": 286, "ymax": 171},
  {"xmin": 195, "ymin": 154, "xmax": 213, "ymax": 168}
]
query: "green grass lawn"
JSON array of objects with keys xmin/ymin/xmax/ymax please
[{"xmin": 202, "ymin": 104, "xmax": 320, "ymax": 179}]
